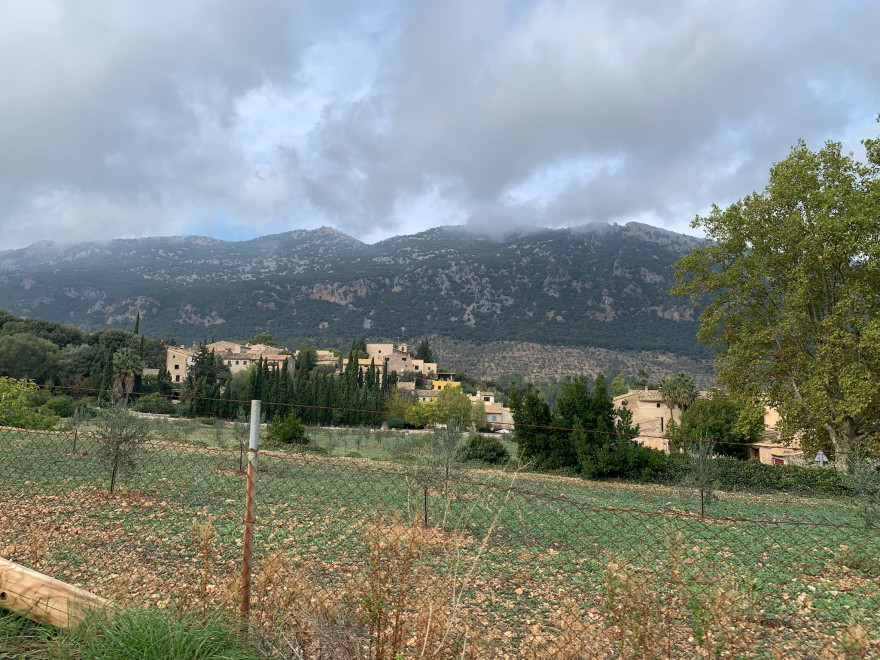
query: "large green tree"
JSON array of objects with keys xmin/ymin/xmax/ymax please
[
  {"xmin": 436, "ymin": 386, "xmax": 473, "ymax": 426},
  {"xmin": 182, "ymin": 341, "xmax": 230, "ymax": 417},
  {"xmin": 673, "ymin": 392, "xmax": 764, "ymax": 459},
  {"xmin": 672, "ymin": 128, "xmax": 880, "ymax": 465},
  {"xmin": 0, "ymin": 333, "xmax": 60, "ymax": 383}
]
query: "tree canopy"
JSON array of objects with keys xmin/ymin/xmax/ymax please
[
  {"xmin": 672, "ymin": 391, "xmax": 764, "ymax": 459},
  {"xmin": 672, "ymin": 125, "xmax": 880, "ymax": 463},
  {"xmin": 512, "ymin": 375, "xmax": 644, "ymax": 476},
  {"xmin": 0, "ymin": 333, "xmax": 60, "ymax": 383},
  {"xmin": 436, "ymin": 386, "xmax": 473, "ymax": 426}
]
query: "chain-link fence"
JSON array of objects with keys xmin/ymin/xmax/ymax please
[{"xmin": 1, "ymin": 420, "xmax": 878, "ymax": 659}]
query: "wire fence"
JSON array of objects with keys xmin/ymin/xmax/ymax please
[{"xmin": 1, "ymin": 418, "xmax": 878, "ymax": 659}]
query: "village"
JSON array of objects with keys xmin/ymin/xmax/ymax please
[{"xmin": 164, "ymin": 338, "xmax": 804, "ymax": 467}]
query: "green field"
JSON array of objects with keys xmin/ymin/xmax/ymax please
[{"xmin": 1, "ymin": 425, "xmax": 878, "ymax": 658}]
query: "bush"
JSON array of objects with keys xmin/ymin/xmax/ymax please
[
  {"xmin": 132, "ymin": 394, "xmax": 174, "ymax": 415},
  {"xmin": 265, "ymin": 413, "xmax": 309, "ymax": 446},
  {"xmin": 456, "ymin": 434, "xmax": 510, "ymax": 465},
  {"xmin": 42, "ymin": 395, "xmax": 77, "ymax": 418},
  {"xmin": 387, "ymin": 415, "xmax": 405, "ymax": 429},
  {"xmin": 709, "ymin": 456, "xmax": 851, "ymax": 496},
  {"xmin": 196, "ymin": 417, "xmax": 216, "ymax": 426},
  {"xmin": 0, "ymin": 377, "xmax": 56, "ymax": 429},
  {"xmin": 622, "ymin": 449, "xmax": 851, "ymax": 497}
]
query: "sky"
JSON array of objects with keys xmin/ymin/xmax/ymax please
[{"xmin": 1, "ymin": 0, "xmax": 878, "ymax": 251}]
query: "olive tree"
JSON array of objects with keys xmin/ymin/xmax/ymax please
[{"xmin": 92, "ymin": 404, "xmax": 155, "ymax": 493}]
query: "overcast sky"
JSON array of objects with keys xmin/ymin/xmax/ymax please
[{"xmin": 1, "ymin": 0, "xmax": 878, "ymax": 250}]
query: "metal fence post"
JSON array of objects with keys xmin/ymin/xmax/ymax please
[{"xmin": 240, "ymin": 399, "xmax": 260, "ymax": 615}]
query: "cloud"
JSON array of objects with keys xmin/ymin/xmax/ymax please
[{"xmin": 1, "ymin": 0, "xmax": 878, "ymax": 249}]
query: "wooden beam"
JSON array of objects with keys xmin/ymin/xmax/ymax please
[{"xmin": 0, "ymin": 558, "xmax": 111, "ymax": 630}]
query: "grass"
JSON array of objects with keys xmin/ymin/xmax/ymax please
[
  {"xmin": 1, "ymin": 425, "xmax": 878, "ymax": 658},
  {"xmin": 0, "ymin": 608, "xmax": 263, "ymax": 660},
  {"xmin": 0, "ymin": 610, "xmax": 54, "ymax": 659}
]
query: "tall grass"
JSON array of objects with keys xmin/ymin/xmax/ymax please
[
  {"xmin": 0, "ymin": 608, "xmax": 262, "ymax": 660},
  {"xmin": 62, "ymin": 608, "xmax": 263, "ymax": 660},
  {"xmin": 0, "ymin": 610, "xmax": 53, "ymax": 658}
]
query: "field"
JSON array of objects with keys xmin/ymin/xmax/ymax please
[{"xmin": 1, "ymin": 423, "xmax": 878, "ymax": 658}]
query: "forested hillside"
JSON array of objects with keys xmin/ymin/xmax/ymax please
[{"xmin": 0, "ymin": 222, "xmax": 708, "ymax": 369}]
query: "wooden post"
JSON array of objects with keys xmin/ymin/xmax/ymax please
[
  {"xmin": 240, "ymin": 399, "xmax": 260, "ymax": 615},
  {"xmin": 0, "ymin": 558, "xmax": 110, "ymax": 629}
]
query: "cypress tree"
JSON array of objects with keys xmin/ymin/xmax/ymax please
[{"xmin": 99, "ymin": 351, "xmax": 115, "ymax": 404}]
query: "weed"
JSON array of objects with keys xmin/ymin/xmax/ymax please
[
  {"xmin": 28, "ymin": 528, "xmax": 43, "ymax": 566},
  {"xmin": 190, "ymin": 516, "xmax": 217, "ymax": 616}
]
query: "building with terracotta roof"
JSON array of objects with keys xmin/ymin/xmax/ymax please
[{"xmin": 165, "ymin": 341, "xmax": 291, "ymax": 384}]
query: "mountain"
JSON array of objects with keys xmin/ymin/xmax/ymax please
[{"xmin": 0, "ymin": 222, "xmax": 711, "ymax": 379}]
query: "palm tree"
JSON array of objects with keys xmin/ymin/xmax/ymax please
[
  {"xmin": 673, "ymin": 372, "xmax": 698, "ymax": 413},
  {"xmin": 658, "ymin": 376, "xmax": 678, "ymax": 421},
  {"xmin": 659, "ymin": 372, "xmax": 698, "ymax": 420},
  {"xmin": 112, "ymin": 347, "xmax": 143, "ymax": 406}
]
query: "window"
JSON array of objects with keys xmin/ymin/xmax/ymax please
[
  {"xmin": 491, "ymin": 415, "xmax": 497, "ymax": 422},
  {"xmin": 243, "ymin": 360, "xmax": 248, "ymax": 365},
  {"xmin": 656, "ymin": 403, "xmax": 660, "ymax": 408},
  {"xmin": 484, "ymin": 396, "xmax": 490, "ymax": 402},
  {"xmin": 175, "ymin": 375, "xmax": 180, "ymax": 382},
  {"xmin": 174, "ymin": 365, "xmax": 179, "ymax": 370}
]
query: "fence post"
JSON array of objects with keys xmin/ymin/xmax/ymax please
[{"xmin": 240, "ymin": 399, "xmax": 260, "ymax": 616}]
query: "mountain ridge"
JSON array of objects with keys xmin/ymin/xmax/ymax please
[{"xmin": 0, "ymin": 222, "xmax": 710, "ymax": 376}]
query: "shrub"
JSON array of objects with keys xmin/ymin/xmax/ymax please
[
  {"xmin": 456, "ymin": 434, "xmax": 510, "ymax": 465},
  {"xmin": 0, "ymin": 377, "xmax": 56, "ymax": 429},
  {"xmin": 623, "ymin": 450, "xmax": 851, "ymax": 497},
  {"xmin": 132, "ymin": 394, "xmax": 174, "ymax": 415},
  {"xmin": 387, "ymin": 415, "xmax": 405, "ymax": 429},
  {"xmin": 709, "ymin": 457, "xmax": 851, "ymax": 496},
  {"xmin": 42, "ymin": 395, "xmax": 77, "ymax": 418},
  {"xmin": 265, "ymin": 413, "xmax": 309, "ymax": 446}
]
